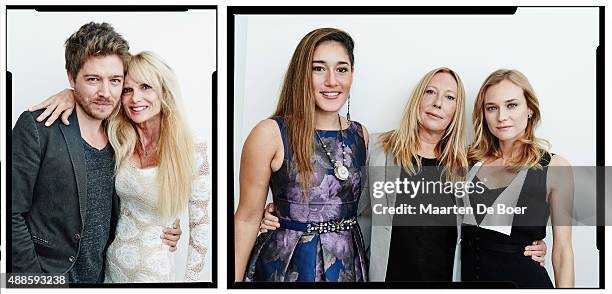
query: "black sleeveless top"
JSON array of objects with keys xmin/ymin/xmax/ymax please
[
  {"xmin": 461, "ymin": 152, "xmax": 554, "ymax": 288},
  {"xmin": 385, "ymin": 157, "xmax": 457, "ymax": 282},
  {"xmin": 464, "ymin": 152, "xmax": 552, "ymax": 246}
]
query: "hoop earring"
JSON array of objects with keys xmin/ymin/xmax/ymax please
[{"xmin": 346, "ymin": 94, "xmax": 351, "ymax": 122}]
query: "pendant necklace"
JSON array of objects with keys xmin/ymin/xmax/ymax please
[
  {"xmin": 138, "ymin": 143, "xmax": 157, "ymax": 158},
  {"xmin": 136, "ymin": 142, "xmax": 157, "ymax": 167},
  {"xmin": 315, "ymin": 114, "xmax": 350, "ymax": 181}
]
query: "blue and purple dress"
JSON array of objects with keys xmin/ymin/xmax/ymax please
[{"xmin": 244, "ymin": 117, "xmax": 368, "ymax": 282}]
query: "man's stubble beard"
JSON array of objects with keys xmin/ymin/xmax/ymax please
[{"xmin": 74, "ymin": 88, "xmax": 117, "ymax": 121}]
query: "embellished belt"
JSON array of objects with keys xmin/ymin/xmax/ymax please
[{"xmin": 279, "ymin": 217, "xmax": 358, "ymax": 234}]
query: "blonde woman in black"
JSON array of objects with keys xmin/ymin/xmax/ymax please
[{"xmin": 461, "ymin": 69, "xmax": 574, "ymax": 287}]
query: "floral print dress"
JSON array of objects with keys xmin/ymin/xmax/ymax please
[{"xmin": 244, "ymin": 117, "xmax": 368, "ymax": 282}]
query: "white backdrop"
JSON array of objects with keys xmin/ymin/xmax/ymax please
[
  {"xmin": 233, "ymin": 7, "xmax": 599, "ymax": 287},
  {"xmin": 7, "ymin": 9, "xmax": 215, "ymax": 282}
]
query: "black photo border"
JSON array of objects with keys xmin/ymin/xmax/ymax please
[
  {"xmin": 5, "ymin": 5, "xmax": 218, "ymax": 289},
  {"xmin": 227, "ymin": 5, "xmax": 605, "ymax": 289}
]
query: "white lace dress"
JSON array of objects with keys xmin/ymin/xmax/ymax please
[{"xmin": 104, "ymin": 142, "xmax": 210, "ymax": 282}]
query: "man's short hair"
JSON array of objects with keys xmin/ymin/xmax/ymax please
[{"xmin": 64, "ymin": 22, "xmax": 130, "ymax": 80}]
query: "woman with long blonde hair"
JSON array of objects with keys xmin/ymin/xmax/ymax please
[
  {"xmin": 378, "ymin": 67, "xmax": 468, "ymax": 181},
  {"xmin": 461, "ymin": 69, "xmax": 574, "ymax": 287},
  {"xmin": 234, "ymin": 28, "xmax": 369, "ymax": 282},
  {"xmin": 29, "ymin": 51, "xmax": 210, "ymax": 282},
  {"xmin": 368, "ymin": 67, "xmax": 468, "ymax": 281}
]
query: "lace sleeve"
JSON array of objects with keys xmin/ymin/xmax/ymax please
[{"xmin": 184, "ymin": 141, "xmax": 211, "ymax": 281}]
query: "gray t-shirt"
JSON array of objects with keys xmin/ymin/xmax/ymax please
[{"xmin": 68, "ymin": 140, "xmax": 114, "ymax": 283}]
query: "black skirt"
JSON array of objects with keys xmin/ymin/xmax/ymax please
[{"xmin": 461, "ymin": 226, "xmax": 553, "ymax": 288}]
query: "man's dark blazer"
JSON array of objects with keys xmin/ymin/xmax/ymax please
[{"xmin": 11, "ymin": 110, "xmax": 119, "ymax": 274}]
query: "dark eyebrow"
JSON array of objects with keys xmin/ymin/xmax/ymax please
[
  {"xmin": 312, "ymin": 60, "xmax": 350, "ymax": 66},
  {"xmin": 83, "ymin": 74, "xmax": 124, "ymax": 79}
]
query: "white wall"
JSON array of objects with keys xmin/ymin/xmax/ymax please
[
  {"xmin": 7, "ymin": 9, "xmax": 215, "ymax": 282},
  {"xmin": 233, "ymin": 7, "xmax": 599, "ymax": 287}
]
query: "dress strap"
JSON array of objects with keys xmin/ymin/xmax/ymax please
[
  {"xmin": 349, "ymin": 120, "xmax": 363, "ymax": 134},
  {"xmin": 347, "ymin": 120, "xmax": 367, "ymax": 168},
  {"xmin": 539, "ymin": 151, "xmax": 553, "ymax": 167},
  {"xmin": 271, "ymin": 116, "xmax": 291, "ymax": 160}
]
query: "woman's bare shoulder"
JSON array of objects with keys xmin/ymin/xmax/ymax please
[
  {"xmin": 549, "ymin": 154, "xmax": 571, "ymax": 167},
  {"xmin": 241, "ymin": 118, "xmax": 283, "ymax": 163}
]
